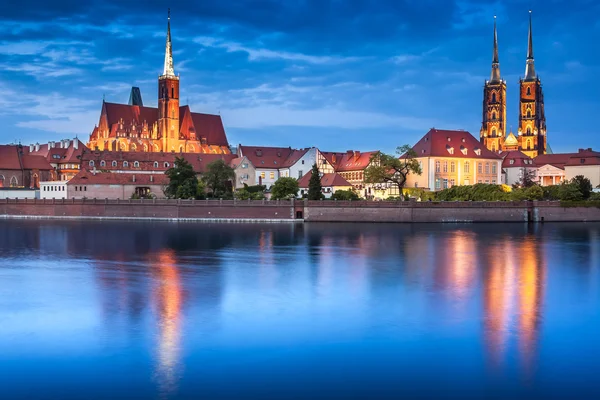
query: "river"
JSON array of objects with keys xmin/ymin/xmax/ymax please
[{"xmin": 0, "ymin": 220, "xmax": 599, "ymax": 399}]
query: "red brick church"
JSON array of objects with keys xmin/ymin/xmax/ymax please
[{"xmin": 87, "ymin": 11, "xmax": 230, "ymax": 155}]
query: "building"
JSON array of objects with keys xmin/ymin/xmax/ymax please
[
  {"xmin": 87, "ymin": 12, "xmax": 230, "ymax": 155},
  {"xmin": 500, "ymin": 151, "xmax": 537, "ymax": 186},
  {"xmin": 480, "ymin": 12, "xmax": 547, "ymax": 158},
  {"xmin": 0, "ymin": 144, "xmax": 54, "ymax": 189},
  {"xmin": 405, "ymin": 128, "xmax": 502, "ymax": 191},
  {"xmin": 27, "ymin": 138, "xmax": 86, "ymax": 181},
  {"xmin": 40, "ymin": 181, "xmax": 68, "ymax": 199},
  {"xmin": 297, "ymin": 172, "xmax": 353, "ymax": 198},
  {"xmin": 67, "ymin": 169, "xmax": 169, "ymax": 200},
  {"xmin": 230, "ymin": 156, "xmax": 256, "ymax": 189},
  {"xmin": 564, "ymin": 149, "xmax": 600, "ymax": 187},
  {"xmin": 322, "ymin": 150, "xmax": 379, "ymax": 197},
  {"xmin": 534, "ymin": 153, "xmax": 569, "ymax": 186}
]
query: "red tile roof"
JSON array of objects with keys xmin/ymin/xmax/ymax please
[
  {"xmin": 68, "ymin": 169, "xmax": 169, "ymax": 186},
  {"xmin": 500, "ymin": 151, "xmax": 536, "ymax": 168},
  {"xmin": 408, "ymin": 129, "xmax": 501, "ymax": 160},
  {"xmin": 0, "ymin": 145, "xmax": 53, "ymax": 171},
  {"xmin": 564, "ymin": 149, "xmax": 600, "ymax": 167},
  {"xmin": 334, "ymin": 150, "xmax": 378, "ymax": 172},
  {"xmin": 21, "ymin": 155, "xmax": 53, "ymax": 170},
  {"xmin": 297, "ymin": 172, "xmax": 352, "ymax": 188},
  {"xmin": 26, "ymin": 139, "xmax": 87, "ymax": 164},
  {"xmin": 534, "ymin": 153, "xmax": 574, "ymax": 170},
  {"xmin": 0, "ymin": 145, "xmax": 22, "ymax": 170},
  {"xmin": 239, "ymin": 146, "xmax": 294, "ymax": 169}
]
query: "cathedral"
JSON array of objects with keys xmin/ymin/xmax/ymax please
[
  {"xmin": 480, "ymin": 12, "xmax": 547, "ymax": 158},
  {"xmin": 88, "ymin": 12, "xmax": 230, "ymax": 154}
]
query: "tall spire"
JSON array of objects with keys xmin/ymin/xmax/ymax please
[
  {"xmin": 490, "ymin": 15, "xmax": 501, "ymax": 83},
  {"xmin": 162, "ymin": 8, "xmax": 175, "ymax": 77},
  {"xmin": 524, "ymin": 10, "xmax": 536, "ymax": 81}
]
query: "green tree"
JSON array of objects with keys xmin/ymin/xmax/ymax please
[
  {"xmin": 164, "ymin": 157, "xmax": 198, "ymax": 199},
  {"xmin": 202, "ymin": 159, "xmax": 235, "ymax": 198},
  {"xmin": 558, "ymin": 182, "xmax": 584, "ymax": 201},
  {"xmin": 570, "ymin": 175, "xmax": 593, "ymax": 199},
  {"xmin": 307, "ymin": 163, "xmax": 323, "ymax": 200},
  {"xmin": 514, "ymin": 169, "xmax": 538, "ymax": 188},
  {"xmin": 331, "ymin": 189, "xmax": 359, "ymax": 201},
  {"xmin": 364, "ymin": 145, "xmax": 422, "ymax": 197},
  {"xmin": 271, "ymin": 177, "xmax": 299, "ymax": 200}
]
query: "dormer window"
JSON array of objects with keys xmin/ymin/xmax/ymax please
[
  {"xmin": 112, "ymin": 161, "xmax": 117, "ymax": 167},
  {"xmin": 510, "ymin": 159, "xmax": 515, "ymax": 165},
  {"xmin": 474, "ymin": 148, "xmax": 481, "ymax": 156},
  {"xmin": 123, "ymin": 161, "xmax": 129, "ymax": 168},
  {"xmin": 100, "ymin": 161, "xmax": 106, "ymax": 167},
  {"xmin": 446, "ymin": 145, "xmax": 454, "ymax": 155},
  {"xmin": 461, "ymin": 138, "xmax": 466, "ymax": 143},
  {"xmin": 460, "ymin": 146, "xmax": 467, "ymax": 155},
  {"xmin": 89, "ymin": 161, "xmax": 95, "ymax": 167},
  {"xmin": 164, "ymin": 162, "xmax": 170, "ymax": 168},
  {"xmin": 581, "ymin": 159, "xmax": 586, "ymax": 164},
  {"xmin": 154, "ymin": 162, "xmax": 159, "ymax": 168},
  {"xmin": 133, "ymin": 161, "xmax": 140, "ymax": 168},
  {"xmin": 447, "ymin": 137, "xmax": 451, "ymax": 142}
]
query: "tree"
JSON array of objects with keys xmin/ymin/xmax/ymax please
[
  {"xmin": 331, "ymin": 189, "xmax": 359, "ymax": 201},
  {"xmin": 571, "ymin": 175, "xmax": 593, "ymax": 199},
  {"xmin": 271, "ymin": 177, "xmax": 299, "ymax": 200},
  {"xmin": 164, "ymin": 157, "xmax": 199, "ymax": 199},
  {"xmin": 364, "ymin": 145, "xmax": 422, "ymax": 198},
  {"xmin": 514, "ymin": 169, "xmax": 537, "ymax": 188},
  {"xmin": 202, "ymin": 159, "xmax": 235, "ymax": 198},
  {"xmin": 307, "ymin": 163, "xmax": 323, "ymax": 200}
]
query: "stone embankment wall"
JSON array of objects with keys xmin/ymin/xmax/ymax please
[{"xmin": 1, "ymin": 199, "xmax": 600, "ymax": 223}]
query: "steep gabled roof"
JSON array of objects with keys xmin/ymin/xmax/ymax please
[
  {"xmin": 239, "ymin": 145, "xmax": 294, "ymax": 169},
  {"xmin": 409, "ymin": 128, "xmax": 501, "ymax": 160},
  {"xmin": 281, "ymin": 148, "xmax": 310, "ymax": 168},
  {"xmin": 189, "ymin": 112, "xmax": 229, "ymax": 146},
  {"xmin": 21, "ymin": 154, "xmax": 53, "ymax": 170},
  {"xmin": 0, "ymin": 145, "xmax": 22, "ymax": 170},
  {"xmin": 334, "ymin": 151, "xmax": 378, "ymax": 172}
]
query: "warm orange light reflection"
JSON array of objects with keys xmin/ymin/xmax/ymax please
[
  {"xmin": 446, "ymin": 231, "xmax": 477, "ymax": 298},
  {"xmin": 152, "ymin": 249, "xmax": 183, "ymax": 395}
]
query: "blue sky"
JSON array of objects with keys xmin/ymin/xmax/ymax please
[{"xmin": 0, "ymin": 0, "xmax": 598, "ymax": 154}]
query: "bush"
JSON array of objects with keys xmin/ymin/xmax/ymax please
[
  {"xmin": 571, "ymin": 175, "xmax": 593, "ymax": 200},
  {"xmin": 235, "ymin": 188, "xmax": 265, "ymax": 200},
  {"xmin": 331, "ymin": 189, "xmax": 359, "ymax": 201},
  {"xmin": 271, "ymin": 177, "xmax": 299, "ymax": 200},
  {"xmin": 436, "ymin": 184, "xmax": 512, "ymax": 201},
  {"xmin": 558, "ymin": 183, "xmax": 583, "ymax": 201}
]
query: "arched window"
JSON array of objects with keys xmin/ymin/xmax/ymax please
[
  {"xmin": 112, "ymin": 161, "xmax": 117, "ymax": 167},
  {"xmin": 154, "ymin": 161, "xmax": 159, "ymax": 168},
  {"xmin": 171, "ymin": 87, "xmax": 174, "ymax": 98},
  {"xmin": 32, "ymin": 174, "xmax": 39, "ymax": 189},
  {"xmin": 443, "ymin": 161, "xmax": 448, "ymax": 173},
  {"xmin": 526, "ymin": 140, "xmax": 532, "ymax": 150},
  {"xmin": 491, "ymin": 128, "xmax": 496, "ymax": 137},
  {"xmin": 450, "ymin": 162, "xmax": 455, "ymax": 173},
  {"xmin": 179, "ymin": 145, "xmax": 184, "ymax": 153},
  {"xmin": 133, "ymin": 161, "xmax": 140, "ymax": 168},
  {"xmin": 435, "ymin": 161, "xmax": 441, "ymax": 173},
  {"xmin": 527, "ymin": 127, "xmax": 532, "ymax": 135},
  {"xmin": 492, "ymin": 163, "xmax": 497, "ymax": 174},
  {"xmin": 123, "ymin": 161, "xmax": 129, "ymax": 168},
  {"xmin": 143, "ymin": 144, "xmax": 148, "ymax": 152},
  {"xmin": 0, "ymin": 175, "xmax": 4, "ymax": 188},
  {"xmin": 164, "ymin": 162, "xmax": 170, "ymax": 168},
  {"xmin": 527, "ymin": 110, "xmax": 532, "ymax": 118},
  {"xmin": 485, "ymin": 163, "xmax": 490, "ymax": 174},
  {"xmin": 492, "ymin": 93, "xmax": 496, "ymax": 102},
  {"xmin": 478, "ymin": 163, "xmax": 483, "ymax": 174},
  {"xmin": 10, "ymin": 176, "xmax": 18, "ymax": 187},
  {"xmin": 491, "ymin": 142, "xmax": 497, "ymax": 152},
  {"xmin": 100, "ymin": 160, "xmax": 106, "ymax": 167},
  {"xmin": 89, "ymin": 161, "xmax": 95, "ymax": 167},
  {"xmin": 492, "ymin": 113, "xmax": 496, "ymax": 121},
  {"xmin": 464, "ymin": 162, "xmax": 470, "ymax": 174},
  {"xmin": 527, "ymin": 87, "xmax": 531, "ymax": 95}
]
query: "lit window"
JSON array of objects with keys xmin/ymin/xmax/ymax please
[
  {"xmin": 270, "ymin": 172, "xmax": 275, "ymax": 179},
  {"xmin": 260, "ymin": 172, "xmax": 265, "ymax": 179},
  {"xmin": 450, "ymin": 162, "xmax": 455, "ymax": 173}
]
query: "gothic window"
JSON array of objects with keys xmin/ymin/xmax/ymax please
[
  {"xmin": 492, "ymin": 93, "xmax": 496, "ymax": 102},
  {"xmin": 491, "ymin": 142, "xmax": 497, "ymax": 152},
  {"xmin": 526, "ymin": 140, "xmax": 532, "ymax": 150},
  {"xmin": 443, "ymin": 161, "xmax": 448, "ymax": 173},
  {"xmin": 435, "ymin": 161, "xmax": 440, "ymax": 173},
  {"xmin": 527, "ymin": 87, "xmax": 531, "ymax": 96},
  {"xmin": 10, "ymin": 176, "xmax": 18, "ymax": 187},
  {"xmin": 171, "ymin": 87, "xmax": 174, "ymax": 98},
  {"xmin": 464, "ymin": 162, "xmax": 470, "ymax": 174},
  {"xmin": 179, "ymin": 145, "xmax": 184, "ymax": 153},
  {"xmin": 491, "ymin": 128, "xmax": 496, "ymax": 137},
  {"xmin": 143, "ymin": 144, "xmax": 148, "ymax": 152},
  {"xmin": 492, "ymin": 113, "xmax": 496, "ymax": 121},
  {"xmin": 0, "ymin": 175, "xmax": 4, "ymax": 187},
  {"xmin": 450, "ymin": 162, "xmax": 455, "ymax": 173},
  {"xmin": 100, "ymin": 161, "xmax": 106, "ymax": 167},
  {"xmin": 527, "ymin": 110, "xmax": 532, "ymax": 118},
  {"xmin": 485, "ymin": 163, "xmax": 490, "ymax": 174},
  {"xmin": 164, "ymin": 162, "xmax": 170, "ymax": 168},
  {"xmin": 527, "ymin": 127, "xmax": 532, "ymax": 135}
]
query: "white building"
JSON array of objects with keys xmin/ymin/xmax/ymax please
[
  {"xmin": 500, "ymin": 151, "xmax": 537, "ymax": 186},
  {"xmin": 40, "ymin": 181, "xmax": 68, "ymax": 199}
]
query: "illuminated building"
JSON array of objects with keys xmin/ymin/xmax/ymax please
[{"xmin": 480, "ymin": 12, "xmax": 547, "ymax": 158}]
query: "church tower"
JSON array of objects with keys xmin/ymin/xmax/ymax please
[
  {"xmin": 158, "ymin": 9, "xmax": 180, "ymax": 152},
  {"xmin": 480, "ymin": 16, "xmax": 507, "ymax": 153},
  {"xmin": 518, "ymin": 11, "xmax": 546, "ymax": 158}
]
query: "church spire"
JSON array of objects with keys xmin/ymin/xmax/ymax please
[
  {"xmin": 162, "ymin": 9, "xmax": 175, "ymax": 77},
  {"xmin": 490, "ymin": 15, "xmax": 501, "ymax": 83},
  {"xmin": 524, "ymin": 10, "xmax": 536, "ymax": 81}
]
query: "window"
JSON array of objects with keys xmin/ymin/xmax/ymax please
[
  {"xmin": 491, "ymin": 128, "xmax": 496, "ymax": 136},
  {"xmin": 443, "ymin": 161, "xmax": 448, "ymax": 173},
  {"xmin": 464, "ymin": 162, "xmax": 470, "ymax": 174},
  {"xmin": 242, "ymin": 163, "xmax": 248, "ymax": 169},
  {"xmin": 302, "ymin": 160, "xmax": 305, "ymax": 165},
  {"xmin": 450, "ymin": 162, "xmax": 455, "ymax": 173},
  {"xmin": 492, "ymin": 114, "xmax": 496, "ymax": 122},
  {"xmin": 527, "ymin": 110, "xmax": 532, "ymax": 118},
  {"xmin": 133, "ymin": 161, "xmax": 140, "ymax": 168},
  {"xmin": 260, "ymin": 172, "xmax": 266, "ymax": 179},
  {"xmin": 112, "ymin": 161, "xmax": 117, "ymax": 167},
  {"xmin": 450, "ymin": 179, "xmax": 455, "ymax": 187},
  {"xmin": 527, "ymin": 87, "xmax": 531, "ymax": 95},
  {"xmin": 10, "ymin": 176, "xmax": 18, "ymax": 187},
  {"xmin": 298, "ymin": 170, "xmax": 303, "ymax": 179},
  {"xmin": 270, "ymin": 172, "xmax": 275, "ymax": 180},
  {"xmin": 464, "ymin": 179, "xmax": 470, "ymax": 185},
  {"xmin": 492, "ymin": 164, "xmax": 497, "ymax": 174},
  {"xmin": 443, "ymin": 179, "xmax": 448, "ymax": 189},
  {"xmin": 581, "ymin": 158, "xmax": 586, "ymax": 164},
  {"xmin": 435, "ymin": 161, "xmax": 440, "ymax": 173},
  {"xmin": 478, "ymin": 163, "xmax": 483, "ymax": 174},
  {"xmin": 485, "ymin": 163, "xmax": 490, "ymax": 174},
  {"xmin": 100, "ymin": 161, "xmax": 106, "ymax": 167},
  {"xmin": 164, "ymin": 162, "xmax": 170, "ymax": 168},
  {"xmin": 527, "ymin": 128, "xmax": 532, "ymax": 135},
  {"xmin": 485, "ymin": 180, "xmax": 490, "ymax": 184},
  {"xmin": 510, "ymin": 159, "xmax": 515, "ymax": 165},
  {"xmin": 0, "ymin": 175, "xmax": 5, "ymax": 188},
  {"xmin": 492, "ymin": 180, "xmax": 496, "ymax": 184},
  {"xmin": 154, "ymin": 162, "xmax": 159, "ymax": 168},
  {"xmin": 492, "ymin": 93, "xmax": 496, "ymax": 102},
  {"xmin": 123, "ymin": 161, "xmax": 129, "ymax": 168},
  {"xmin": 75, "ymin": 186, "xmax": 78, "ymax": 191},
  {"xmin": 84, "ymin": 186, "xmax": 87, "ymax": 191},
  {"xmin": 89, "ymin": 161, "xmax": 95, "ymax": 167},
  {"xmin": 435, "ymin": 179, "xmax": 441, "ymax": 190}
]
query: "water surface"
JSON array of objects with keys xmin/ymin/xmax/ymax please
[{"xmin": 1, "ymin": 220, "xmax": 599, "ymax": 399}]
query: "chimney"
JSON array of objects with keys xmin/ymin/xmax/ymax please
[
  {"xmin": 332, "ymin": 154, "xmax": 337, "ymax": 163},
  {"xmin": 29, "ymin": 144, "xmax": 34, "ymax": 152},
  {"xmin": 73, "ymin": 140, "xmax": 79, "ymax": 150},
  {"xmin": 346, "ymin": 150, "xmax": 353, "ymax": 157},
  {"xmin": 35, "ymin": 143, "xmax": 40, "ymax": 151},
  {"xmin": 49, "ymin": 141, "xmax": 54, "ymax": 148},
  {"xmin": 354, "ymin": 151, "xmax": 361, "ymax": 161}
]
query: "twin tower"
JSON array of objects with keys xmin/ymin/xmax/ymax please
[{"xmin": 480, "ymin": 12, "xmax": 547, "ymax": 158}]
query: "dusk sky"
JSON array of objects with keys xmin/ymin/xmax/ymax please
[{"xmin": 0, "ymin": 0, "xmax": 598, "ymax": 154}]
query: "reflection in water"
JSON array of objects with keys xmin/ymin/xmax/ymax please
[{"xmin": 151, "ymin": 249, "xmax": 183, "ymax": 397}]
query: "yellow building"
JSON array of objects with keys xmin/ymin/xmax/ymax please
[{"xmin": 406, "ymin": 129, "xmax": 502, "ymax": 191}]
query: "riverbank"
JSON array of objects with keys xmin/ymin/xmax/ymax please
[{"xmin": 2, "ymin": 198, "xmax": 600, "ymax": 223}]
